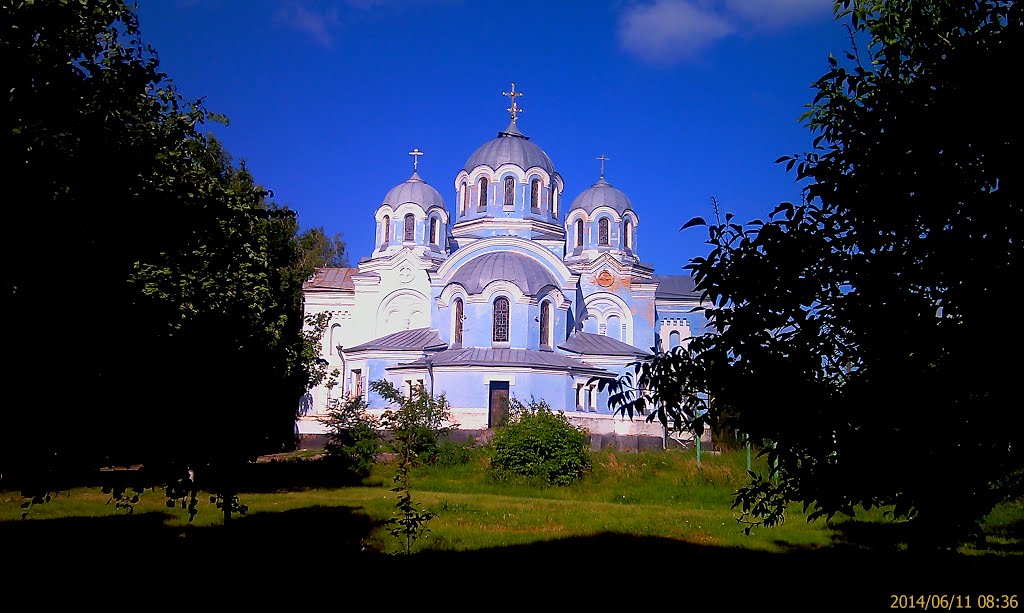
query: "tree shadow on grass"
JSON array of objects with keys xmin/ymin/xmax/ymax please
[
  {"xmin": 231, "ymin": 458, "xmax": 385, "ymax": 493},
  {"xmin": 4, "ymin": 511, "xmax": 1020, "ymax": 604}
]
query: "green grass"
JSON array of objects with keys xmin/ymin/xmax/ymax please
[
  {"xmin": 4, "ymin": 447, "xmax": 1018, "ymax": 604},
  {"xmin": 3, "ymin": 447, "xmax": 1019, "ymax": 559}
]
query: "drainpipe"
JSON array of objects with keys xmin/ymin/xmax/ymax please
[
  {"xmin": 336, "ymin": 344, "xmax": 346, "ymax": 398},
  {"xmin": 427, "ymin": 356, "xmax": 435, "ymax": 398}
]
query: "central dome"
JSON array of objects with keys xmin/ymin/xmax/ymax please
[
  {"xmin": 463, "ymin": 123, "xmax": 556, "ymax": 175},
  {"xmin": 450, "ymin": 251, "xmax": 559, "ymax": 296}
]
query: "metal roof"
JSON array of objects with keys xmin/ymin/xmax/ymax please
[
  {"xmin": 345, "ymin": 328, "xmax": 447, "ymax": 353},
  {"xmin": 463, "ymin": 127, "xmax": 556, "ymax": 175},
  {"xmin": 558, "ymin": 331, "xmax": 650, "ymax": 357},
  {"xmin": 303, "ymin": 267, "xmax": 357, "ymax": 290},
  {"xmin": 449, "ymin": 251, "xmax": 560, "ymax": 296},
  {"xmin": 389, "ymin": 347, "xmax": 611, "ymax": 376},
  {"xmin": 569, "ymin": 177, "xmax": 633, "ymax": 214},
  {"xmin": 382, "ymin": 172, "xmax": 445, "ymax": 212},
  {"xmin": 652, "ymin": 274, "xmax": 701, "ymax": 300}
]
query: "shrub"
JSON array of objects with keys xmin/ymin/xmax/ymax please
[
  {"xmin": 318, "ymin": 395, "xmax": 380, "ymax": 480},
  {"xmin": 434, "ymin": 442, "xmax": 477, "ymax": 468},
  {"xmin": 490, "ymin": 397, "xmax": 591, "ymax": 485}
]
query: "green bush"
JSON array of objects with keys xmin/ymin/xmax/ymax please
[
  {"xmin": 490, "ymin": 398, "xmax": 591, "ymax": 485},
  {"xmin": 434, "ymin": 442, "xmax": 477, "ymax": 468},
  {"xmin": 318, "ymin": 395, "xmax": 380, "ymax": 480}
]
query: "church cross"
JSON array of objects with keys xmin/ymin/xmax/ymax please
[
  {"xmin": 408, "ymin": 147, "xmax": 424, "ymax": 172},
  {"xmin": 502, "ymin": 82, "xmax": 524, "ymax": 125},
  {"xmin": 597, "ymin": 154, "xmax": 609, "ymax": 178}
]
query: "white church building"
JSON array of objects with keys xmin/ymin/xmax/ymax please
[{"xmin": 299, "ymin": 86, "xmax": 707, "ymax": 447}]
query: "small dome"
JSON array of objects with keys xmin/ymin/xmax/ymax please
[
  {"xmin": 449, "ymin": 252, "xmax": 559, "ymax": 296},
  {"xmin": 463, "ymin": 123, "xmax": 556, "ymax": 175},
  {"xmin": 382, "ymin": 172, "xmax": 445, "ymax": 211},
  {"xmin": 569, "ymin": 177, "xmax": 633, "ymax": 214}
]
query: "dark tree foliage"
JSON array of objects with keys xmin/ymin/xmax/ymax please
[
  {"xmin": 1, "ymin": 0, "xmax": 321, "ymax": 520},
  {"xmin": 600, "ymin": 0, "xmax": 1022, "ymax": 547},
  {"xmin": 298, "ymin": 227, "xmax": 349, "ymax": 270}
]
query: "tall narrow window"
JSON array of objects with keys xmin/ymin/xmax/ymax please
[
  {"xmin": 453, "ymin": 298, "xmax": 464, "ymax": 345},
  {"xmin": 478, "ymin": 177, "xmax": 488, "ymax": 210},
  {"xmin": 503, "ymin": 177, "xmax": 515, "ymax": 209},
  {"xmin": 552, "ymin": 190, "xmax": 558, "ymax": 218},
  {"xmin": 492, "ymin": 297, "xmax": 509, "ymax": 343},
  {"xmin": 430, "ymin": 218, "xmax": 438, "ymax": 244},
  {"xmin": 599, "ymin": 218, "xmax": 609, "ymax": 246},
  {"xmin": 460, "ymin": 182, "xmax": 468, "ymax": 215},
  {"xmin": 351, "ymin": 369, "xmax": 363, "ymax": 399},
  {"xmin": 404, "ymin": 214, "xmax": 415, "ymax": 242},
  {"xmin": 607, "ymin": 315, "xmax": 621, "ymax": 341},
  {"xmin": 530, "ymin": 179, "xmax": 540, "ymax": 210},
  {"xmin": 575, "ymin": 219, "xmax": 584, "ymax": 248},
  {"xmin": 539, "ymin": 301, "xmax": 551, "ymax": 347},
  {"xmin": 382, "ymin": 215, "xmax": 390, "ymax": 245},
  {"xmin": 624, "ymin": 220, "xmax": 632, "ymax": 250}
]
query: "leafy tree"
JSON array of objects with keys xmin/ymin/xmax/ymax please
[
  {"xmin": 1, "ymin": 0, "xmax": 321, "ymax": 522},
  {"xmin": 298, "ymin": 227, "xmax": 349, "ymax": 270},
  {"xmin": 372, "ymin": 380, "xmax": 453, "ymax": 554},
  {"xmin": 601, "ymin": 0, "xmax": 1022, "ymax": 547}
]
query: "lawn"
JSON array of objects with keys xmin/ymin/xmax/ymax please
[{"xmin": 2, "ymin": 447, "xmax": 1021, "ymax": 602}]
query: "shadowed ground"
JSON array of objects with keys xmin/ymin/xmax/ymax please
[{"xmin": 2, "ymin": 507, "xmax": 1019, "ymax": 605}]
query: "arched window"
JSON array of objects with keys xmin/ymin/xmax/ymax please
[
  {"xmin": 478, "ymin": 177, "xmax": 488, "ymax": 211},
  {"xmin": 503, "ymin": 176, "xmax": 515, "ymax": 209},
  {"xmin": 552, "ymin": 190, "xmax": 558, "ymax": 218},
  {"xmin": 404, "ymin": 213, "xmax": 415, "ymax": 242},
  {"xmin": 453, "ymin": 298, "xmax": 464, "ymax": 346},
  {"xmin": 382, "ymin": 215, "xmax": 390, "ymax": 245},
  {"xmin": 624, "ymin": 220, "xmax": 632, "ymax": 250},
  {"xmin": 539, "ymin": 301, "xmax": 551, "ymax": 347},
  {"xmin": 460, "ymin": 182, "xmax": 468, "ymax": 215},
  {"xmin": 669, "ymin": 330, "xmax": 681, "ymax": 349},
  {"xmin": 430, "ymin": 218, "xmax": 438, "ymax": 245},
  {"xmin": 575, "ymin": 219, "xmax": 584, "ymax": 248},
  {"xmin": 599, "ymin": 218, "xmax": 609, "ymax": 246},
  {"xmin": 492, "ymin": 297, "xmax": 509, "ymax": 343},
  {"xmin": 530, "ymin": 179, "xmax": 540, "ymax": 210}
]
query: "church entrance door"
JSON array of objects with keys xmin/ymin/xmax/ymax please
[{"xmin": 488, "ymin": 381, "xmax": 509, "ymax": 428}]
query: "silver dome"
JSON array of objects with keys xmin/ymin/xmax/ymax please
[
  {"xmin": 382, "ymin": 172, "xmax": 445, "ymax": 211},
  {"xmin": 463, "ymin": 123, "xmax": 556, "ymax": 175},
  {"xmin": 449, "ymin": 251, "xmax": 559, "ymax": 296},
  {"xmin": 569, "ymin": 177, "xmax": 633, "ymax": 214}
]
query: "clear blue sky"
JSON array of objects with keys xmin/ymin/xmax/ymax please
[{"xmin": 136, "ymin": 1, "xmax": 850, "ymax": 274}]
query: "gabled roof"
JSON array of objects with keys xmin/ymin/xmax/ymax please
[
  {"xmin": 345, "ymin": 328, "xmax": 446, "ymax": 353},
  {"xmin": 303, "ymin": 267, "xmax": 357, "ymax": 291},
  {"xmin": 389, "ymin": 347, "xmax": 611, "ymax": 376},
  {"xmin": 652, "ymin": 274, "xmax": 701, "ymax": 300},
  {"xmin": 558, "ymin": 331, "xmax": 650, "ymax": 357}
]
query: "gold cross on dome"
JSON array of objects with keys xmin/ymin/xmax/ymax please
[
  {"xmin": 597, "ymin": 154, "xmax": 609, "ymax": 178},
  {"xmin": 502, "ymin": 82, "xmax": 524, "ymax": 125},
  {"xmin": 408, "ymin": 147, "xmax": 424, "ymax": 172}
]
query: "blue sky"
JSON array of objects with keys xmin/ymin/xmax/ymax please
[{"xmin": 136, "ymin": 1, "xmax": 850, "ymax": 274}]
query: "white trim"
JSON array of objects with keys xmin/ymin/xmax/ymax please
[{"xmin": 482, "ymin": 374, "xmax": 516, "ymax": 385}]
